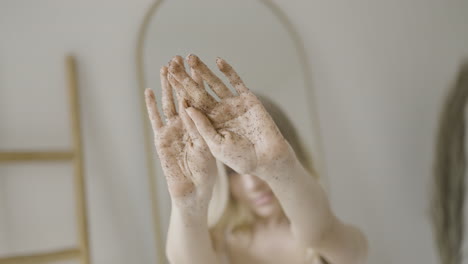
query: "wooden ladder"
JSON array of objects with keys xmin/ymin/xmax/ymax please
[{"xmin": 0, "ymin": 55, "xmax": 91, "ymax": 264}]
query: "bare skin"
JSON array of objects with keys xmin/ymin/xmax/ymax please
[
  {"xmin": 227, "ymin": 172, "xmax": 316, "ymax": 264},
  {"xmin": 145, "ymin": 55, "xmax": 368, "ymax": 264},
  {"xmin": 145, "ymin": 62, "xmax": 216, "ymax": 208},
  {"xmin": 145, "ymin": 57, "xmax": 219, "ymax": 264}
]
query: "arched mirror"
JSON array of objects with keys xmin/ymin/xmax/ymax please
[{"xmin": 136, "ymin": 0, "xmax": 326, "ymax": 261}]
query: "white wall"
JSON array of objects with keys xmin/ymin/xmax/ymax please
[
  {"xmin": 1, "ymin": 0, "xmax": 468, "ymax": 264},
  {"xmin": 275, "ymin": 1, "xmax": 468, "ymax": 264},
  {"xmin": 0, "ymin": 0, "xmax": 156, "ymax": 263}
]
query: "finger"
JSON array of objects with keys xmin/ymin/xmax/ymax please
[
  {"xmin": 185, "ymin": 107, "xmax": 222, "ymax": 148},
  {"xmin": 177, "ymin": 95, "xmax": 202, "ymax": 143},
  {"xmin": 167, "ymin": 73, "xmax": 191, "ymax": 108},
  {"xmin": 174, "ymin": 55, "xmax": 199, "ymax": 90},
  {"xmin": 175, "ymin": 55, "xmax": 206, "ymax": 94},
  {"xmin": 216, "ymin": 57, "xmax": 250, "ymax": 94},
  {"xmin": 191, "ymin": 66, "xmax": 205, "ymax": 90},
  {"xmin": 144, "ymin": 88, "xmax": 164, "ymax": 135},
  {"xmin": 187, "ymin": 54, "xmax": 234, "ymax": 99},
  {"xmin": 174, "ymin": 55, "xmax": 186, "ymax": 71},
  {"xmin": 168, "ymin": 59, "xmax": 216, "ymax": 110},
  {"xmin": 160, "ymin": 66, "xmax": 176, "ymax": 120}
]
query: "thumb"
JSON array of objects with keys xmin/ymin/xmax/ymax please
[{"xmin": 185, "ymin": 107, "xmax": 222, "ymax": 148}]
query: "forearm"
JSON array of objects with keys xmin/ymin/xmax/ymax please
[
  {"xmin": 316, "ymin": 218, "xmax": 369, "ymax": 264},
  {"xmin": 166, "ymin": 203, "xmax": 219, "ymax": 264},
  {"xmin": 258, "ymin": 151, "xmax": 368, "ymax": 263},
  {"xmin": 258, "ymin": 152, "xmax": 334, "ymax": 246}
]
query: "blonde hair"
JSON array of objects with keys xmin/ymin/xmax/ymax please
[{"xmin": 207, "ymin": 94, "xmax": 319, "ymax": 249}]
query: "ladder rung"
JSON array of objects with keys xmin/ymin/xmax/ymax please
[
  {"xmin": 0, "ymin": 151, "xmax": 74, "ymax": 162},
  {"xmin": 0, "ymin": 248, "xmax": 80, "ymax": 264}
]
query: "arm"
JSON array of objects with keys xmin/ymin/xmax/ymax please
[
  {"xmin": 258, "ymin": 150, "xmax": 368, "ymax": 264},
  {"xmin": 145, "ymin": 56, "xmax": 220, "ymax": 264},
  {"xmin": 166, "ymin": 203, "xmax": 219, "ymax": 264},
  {"xmin": 167, "ymin": 54, "xmax": 368, "ymax": 264}
]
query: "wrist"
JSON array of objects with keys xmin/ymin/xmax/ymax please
[
  {"xmin": 172, "ymin": 200, "xmax": 209, "ymax": 225},
  {"xmin": 255, "ymin": 142, "xmax": 301, "ymax": 179},
  {"xmin": 170, "ymin": 171, "xmax": 216, "ymax": 214}
]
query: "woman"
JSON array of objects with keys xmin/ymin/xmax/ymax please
[{"xmin": 144, "ymin": 54, "xmax": 368, "ymax": 264}]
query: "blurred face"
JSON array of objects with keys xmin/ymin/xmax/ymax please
[{"xmin": 227, "ymin": 167, "xmax": 283, "ymax": 218}]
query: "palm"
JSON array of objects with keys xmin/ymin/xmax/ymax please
[
  {"xmin": 207, "ymin": 93, "xmax": 288, "ymax": 174},
  {"xmin": 157, "ymin": 118, "xmax": 214, "ymax": 198}
]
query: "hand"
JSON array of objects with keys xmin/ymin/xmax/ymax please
[
  {"xmin": 167, "ymin": 54, "xmax": 295, "ymax": 177},
  {"xmin": 145, "ymin": 56, "xmax": 217, "ymax": 208}
]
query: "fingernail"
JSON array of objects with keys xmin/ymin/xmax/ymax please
[
  {"xmin": 216, "ymin": 57, "xmax": 225, "ymax": 70},
  {"xmin": 171, "ymin": 60, "xmax": 182, "ymax": 71},
  {"xmin": 175, "ymin": 55, "xmax": 183, "ymax": 64},
  {"xmin": 187, "ymin": 54, "xmax": 199, "ymax": 66},
  {"xmin": 144, "ymin": 88, "xmax": 152, "ymax": 96}
]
